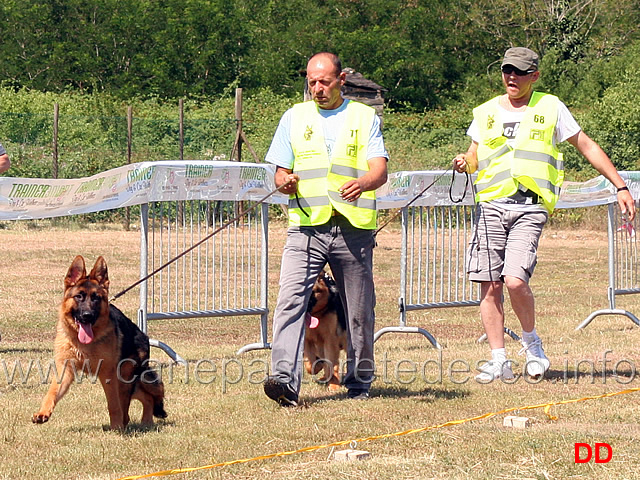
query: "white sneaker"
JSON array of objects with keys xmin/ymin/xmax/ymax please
[
  {"xmin": 475, "ymin": 360, "xmax": 515, "ymax": 382},
  {"xmin": 519, "ymin": 338, "xmax": 550, "ymax": 378}
]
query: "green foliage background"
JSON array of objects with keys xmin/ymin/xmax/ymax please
[{"xmin": 0, "ymin": 0, "xmax": 640, "ymax": 182}]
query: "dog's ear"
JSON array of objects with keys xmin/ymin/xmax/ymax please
[
  {"xmin": 65, "ymin": 256, "xmax": 86, "ymax": 289},
  {"xmin": 89, "ymin": 256, "xmax": 110, "ymax": 290}
]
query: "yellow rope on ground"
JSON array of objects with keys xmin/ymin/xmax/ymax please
[{"xmin": 115, "ymin": 386, "xmax": 640, "ymax": 480}]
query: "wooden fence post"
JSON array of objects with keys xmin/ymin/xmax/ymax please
[
  {"xmin": 233, "ymin": 88, "xmax": 243, "ymax": 162},
  {"xmin": 177, "ymin": 99, "xmax": 185, "ymax": 225},
  {"xmin": 179, "ymin": 98, "xmax": 184, "ymax": 161},
  {"xmin": 230, "ymin": 88, "xmax": 259, "ymax": 163},
  {"xmin": 125, "ymin": 105, "xmax": 133, "ymax": 231},
  {"xmin": 53, "ymin": 103, "xmax": 59, "ymax": 179}
]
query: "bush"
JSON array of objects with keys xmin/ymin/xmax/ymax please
[{"xmin": 575, "ymin": 69, "xmax": 640, "ymax": 172}]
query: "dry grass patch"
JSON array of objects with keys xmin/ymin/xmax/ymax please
[{"xmin": 1, "ymin": 222, "xmax": 640, "ymax": 479}]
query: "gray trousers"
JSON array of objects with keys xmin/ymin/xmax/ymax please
[{"xmin": 270, "ymin": 215, "xmax": 376, "ymax": 393}]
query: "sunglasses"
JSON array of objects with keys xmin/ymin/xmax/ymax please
[{"xmin": 501, "ymin": 65, "xmax": 536, "ymax": 76}]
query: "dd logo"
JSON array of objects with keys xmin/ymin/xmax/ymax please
[{"xmin": 574, "ymin": 443, "xmax": 612, "ymax": 463}]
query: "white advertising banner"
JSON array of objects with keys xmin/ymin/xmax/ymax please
[
  {"xmin": 0, "ymin": 163, "xmax": 638, "ymax": 220},
  {"xmin": 375, "ymin": 170, "xmax": 476, "ymax": 209},
  {"xmin": 0, "ymin": 161, "xmax": 287, "ymax": 220},
  {"xmin": 375, "ymin": 171, "xmax": 640, "ymax": 210}
]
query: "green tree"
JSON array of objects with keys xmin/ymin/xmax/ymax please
[
  {"xmin": 567, "ymin": 41, "xmax": 640, "ymax": 172},
  {"xmin": 0, "ymin": 0, "xmax": 639, "ymax": 111}
]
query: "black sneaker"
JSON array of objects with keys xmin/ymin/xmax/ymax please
[
  {"xmin": 263, "ymin": 377, "xmax": 299, "ymax": 407},
  {"xmin": 347, "ymin": 388, "xmax": 370, "ymax": 400}
]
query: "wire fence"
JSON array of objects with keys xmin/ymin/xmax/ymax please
[{"xmin": 0, "ymin": 111, "xmax": 237, "ymax": 180}]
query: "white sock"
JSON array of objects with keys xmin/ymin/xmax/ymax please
[
  {"xmin": 522, "ymin": 328, "xmax": 539, "ymax": 344},
  {"xmin": 491, "ymin": 348, "xmax": 507, "ymax": 363}
]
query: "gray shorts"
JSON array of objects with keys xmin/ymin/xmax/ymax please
[{"xmin": 467, "ymin": 203, "xmax": 548, "ymax": 283}]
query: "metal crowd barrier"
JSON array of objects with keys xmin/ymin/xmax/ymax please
[
  {"xmin": 576, "ymin": 201, "xmax": 640, "ymax": 330},
  {"xmin": 138, "ymin": 200, "xmax": 270, "ymax": 363},
  {"xmin": 374, "ymin": 204, "xmax": 482, "ymax": 349},
  {"xmin": 2, "ymin": 165, "xmax": 636, "ymax": 361}
]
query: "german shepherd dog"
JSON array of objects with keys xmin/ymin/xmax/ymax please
[
  {"xmin": 303, "ymin": 271, "xmax": 347, "ymax": 391},
  {"xmin": 32, "ymin": 256, "xmax": 166, "ymax": 431}
]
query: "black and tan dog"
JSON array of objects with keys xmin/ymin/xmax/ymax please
[
  {"xmin": 32, "ymin": 256, "xmax": 166, "ymax": 430},
  {"xmin": 303, "ymin": 271, "xmax": 347, "ymax": 391}
]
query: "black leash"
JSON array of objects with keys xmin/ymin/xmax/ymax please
[
  {"xmin": 374, "ymin": 167, "xmax": 475, "ymax": 236},
  {"xmin": 295, "ymin": 191, "xmax": 310, "ymax": 217},
  {"xmin": 110, "ymin": 179, "xmax": 293, "ymax": 302},
  {"xmin": 449, "ymin": 170, "xmax": 471, "ymax": 204},
  {"xmin": 375, "ymin": 168, "xmax": 453, "ymax": 236},
  {"xmin": 112, "ymin": 168, "xmax": 471, "ymax": 300}
]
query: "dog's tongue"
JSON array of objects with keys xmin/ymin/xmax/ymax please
[
  {"xmin": 77, "ymin": 323, "xmax": 94, "ymax": 344},
  {"xmin": 305, "ymin": 313, "xmax": 320, "ymax": 329}
]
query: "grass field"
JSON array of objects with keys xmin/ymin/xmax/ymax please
[{"xmin": 1, "ymin": 221, "xmax": 640, "ymax": 480}]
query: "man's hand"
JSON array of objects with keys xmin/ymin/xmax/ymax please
[
  {"xmin": 453, "ymin": 143, "xmax": 478, "ymax": 174},
  {"xmin": 617, "ymin": 189, "xmax": 636, "ymax": 222},
  {"xmin": 275, "ymin": 167, "xmax": 299, "ymax": 195},
  {"xmin": 338, "ymin": 156, "xmax": 388, "ymax": 202},
  {"xmin": 338, "ymin": 180, "xmax": 362, "ymax": 202},
  {"xmin": 278, "ymin": 174, "xmax": 300, "ymax": 195},
  {"xmin": 453, "ymin": 154, "xmax": 469, "ymax": 173}
]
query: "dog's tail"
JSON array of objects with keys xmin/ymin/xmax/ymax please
[{"xmin": 139, "ymin": 369, "xmax": 168, "ymax": 419}]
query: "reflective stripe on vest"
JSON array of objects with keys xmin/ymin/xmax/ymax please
[
  {"xmin": 473, "ymin": 92, "xmax": 564, "ymax": 212},
  {"xmin": 331, "ymin": 164, "xmax": 369, "ymax": 178},
  {"xmin": 289, "ymin": 100, "xmax": 377, "ymax": 229},
  {"xmin": 513, "ymin": 149, "xmax": 564, "ymax": 171},
  {"xmin": 296, "ymin": 167, "xmax": 328, "ymax": 180},
  {"xmin": 477, "ymin": 143, "xmax": 511, "ymax": 171}
]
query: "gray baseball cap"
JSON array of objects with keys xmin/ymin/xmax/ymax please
[{"xmin": 501, "ymin": 47, "xmax": 538, "ymax": 72}]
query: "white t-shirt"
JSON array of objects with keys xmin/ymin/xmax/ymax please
[
  {"xmin": 467, "ymin": 100, "xmax": 581, "ymax": 146},
  {"xmin": 265, "ymin": 99, "xmax": 388, "ymax": 170},
  {"xmin": 467, "ymin": 98, "xmax": 581, "ymax": 212}
]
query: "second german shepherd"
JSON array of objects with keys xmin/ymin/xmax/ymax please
[
  {"xmin": 303, "ymin": 271, "xmax": 347, "ymax": 391},
  {"xmin": 32, "ymin": 255, "xmax": 166, "ymax": 430}
]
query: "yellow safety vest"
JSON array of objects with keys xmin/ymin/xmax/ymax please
[
  {"xmin": 288, "ymin": 100, "xmax": 378, "ymax": 229},
  {"xmin": 473, "ymin": 92, "xmax": 564, "ymax": 213}
]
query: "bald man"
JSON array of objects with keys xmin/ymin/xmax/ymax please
[{"xmin": 263, "ymin": 52, "xmax": 388, "ymax": 406}]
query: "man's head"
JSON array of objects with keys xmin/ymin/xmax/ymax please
[
  {"xmin": 306, "ymin": 52, "xmax": 346, "ymax": 110},
  {"xmin": 500, "ymin": 47, "xmax": 540, "ymax": 102},
  {"xmin": 501, "ymin": 47, "xmax": 538, "ymax": 75}
]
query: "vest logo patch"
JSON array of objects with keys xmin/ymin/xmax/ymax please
[
  {"xmin": 304, "ymin": 126, "xmax": 313, "ymax": 141},
  {"xmin": 487, "ymin": 114, "xmax": 495, "ymax": 130},
  {"xmin": 530, "ymin": 129, "xmax": 545, "ymax": 141},
  {"xmin": 346, "ymin": 129, "xmax": 359, "ymax": 157},
  {"xmin": 502, "ymin": 122, "xmax": 519, "ymax": 139}
]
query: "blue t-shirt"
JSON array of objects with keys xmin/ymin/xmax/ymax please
[
  {"xmin": 0, "ymin": 143, "xmax": 5, "ymax": 156},
  {"xmin": 265, "ymin": 99, "xmax": 388, "ymax": 169}
]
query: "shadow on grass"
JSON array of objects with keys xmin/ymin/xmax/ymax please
[
  {"xmin": 69, "ymin": 419, "xmax": 174, "ymax": 435},
  {"xmin": 303, "ymin": 385, "xmax": 469, "ymax": 406},
  {"xmin": 122, "ymin": 420, "xmax": 174, "ymax": 436},
  {"xmin": 0, "ymin": 347, "xmax": 52, "ymax": 354},
  {"xmin": 545, "ymin": 368, "xmax": 639, "ymax": 385}
]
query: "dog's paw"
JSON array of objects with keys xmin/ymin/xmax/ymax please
[
  {"xmin": 32, "ymin": 412, "xmax": 50, "ymax": 424},
  {"xmin": 328, "ymin": 382, "xmax": 342, "ymax": 392}
]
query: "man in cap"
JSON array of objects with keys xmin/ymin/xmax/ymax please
[{"xmin": 453, "ymin": 47, "xmax": 635, "ymax": 382}]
